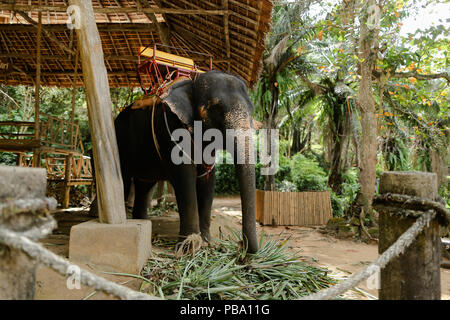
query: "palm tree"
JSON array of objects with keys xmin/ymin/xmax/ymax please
[{"xmin": 253, "ymin": 1, "xmax": 316, "ymax": 190}]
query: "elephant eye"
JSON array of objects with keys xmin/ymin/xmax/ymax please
[
  {"xmin": 207, "ymin": 97, "xmax": 221, "ymax": 108},
  {"xmin": 198, "ymin": 106, "xmax": 208, "ymax": 120}
]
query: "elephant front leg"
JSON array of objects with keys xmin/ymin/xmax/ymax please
[
  {"xmin": 196, "ymin": 168, "xmax": 216, "ymax": 242},
  {"xmin": 170, "ymin": 166, "xmax": 201, "ymax": 239},
  {"xmin": 132, "ymin": 179, "xmax": 156, "ymax": 219}
]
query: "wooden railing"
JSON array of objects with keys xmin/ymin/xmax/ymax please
[
  {"xmin": 0, "ymin": 121, "xmax": 35, "ymax": 140},
  {"xmin": 1, "ymin": 117, "xmax": 92, "ymax": 207},
  {"xmin": 46, "ymin": 153, "xmax": 92, "ymax": 183},
  {"xmin": 39, "ymin": 114, "xmax": 84, "ymax": 153},
  {"xmin": 0, "ymin": 116, "xmax": 84, "ymax": 154},
  {"xmin": 0, "ymin": 121, "xmax": 39, "ymax": 151}
]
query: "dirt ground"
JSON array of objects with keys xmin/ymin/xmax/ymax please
[
  {"xmin": 211, "ymin": 196, "xmax": 450, "ymax": 300},
  {"xmin": 41, "ymin": 195, "xmax": 450, "ymax": 300}
]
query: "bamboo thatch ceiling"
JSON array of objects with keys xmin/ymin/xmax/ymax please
[{"xmin": 0, "ymin": 0, "xmax": 272, "ymax": 88}]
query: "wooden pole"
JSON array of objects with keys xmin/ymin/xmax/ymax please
[
  {"xmin": 222, "ymin": 0, "xmax": 231, "ymax": 71},
  {"xmin": 69, "ymin": 0, "xmax": 126, "ymax": 224},
  {"xmin": 378, "ymin": 172, "xmax": 441, "ymax": 300},
  {"xmin": 70, "ymin": 48, "xmax": 79, "ymax": 149},
  {"xmin": 32, "ymin": 10, "xmax": 41, "ymax": 168},
  {"xmin": 62, "ymin": 153, "xmax": 73, "ymax": 209},
  {"xmin": 157, "ymin": 181, "xmax": 164, "ymax": 204}
]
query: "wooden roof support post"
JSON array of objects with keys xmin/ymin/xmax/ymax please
[
  {"xmin": 136, "ymin": 0, "xmax": 171, "ymax": 49},
  {"xmin": 222, "ymin": 0, "xmax": 231, "ymax": 71},
  {"xmin": 69, "ymin": 0, "xmax": 126, "ymax": 224},
  {"xmin": 70, "ymin": 47, "xmax": 79, "ymax": 149},
  {"xmin": 32, "ymin": 10, "xmax": 42, "ymax": 168}
]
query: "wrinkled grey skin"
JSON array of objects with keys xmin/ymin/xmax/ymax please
[{"xmin": 115, "ymin": 70, "xmax": 259, "ymax": 253}]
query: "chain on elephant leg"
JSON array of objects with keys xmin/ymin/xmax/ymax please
[{"xmin": 175, "ymin": 233, "xmax": 203, "ymax": 258}]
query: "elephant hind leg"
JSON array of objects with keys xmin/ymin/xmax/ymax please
[{"xmin": 132, "ymin": 179, "xmax": 156, "ymax": 219}]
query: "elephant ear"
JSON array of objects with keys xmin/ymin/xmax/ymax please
[{"xmin": 160, "ymin": 79, "xmax": 194, "ymax": 130}]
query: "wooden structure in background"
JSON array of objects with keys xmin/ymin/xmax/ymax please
[
  {"xmin": 0, "ymin": 0, "xmax": 272, "ymax": 88},
  {"xmin": 256, "ymin": 190, "xmax": 333, "ymax": 226},
  {"xmin": 0, "ymin": 114, "xmax": 93, "ymax": 208},
  {"xmin": 0, "ymin": 0, "xmax": 273, "ymax": 223}
]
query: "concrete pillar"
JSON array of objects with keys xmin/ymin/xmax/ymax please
[
  {"xmin": 0, "ymin": 165, "xmax": 56, "ymax": 299},
  {"xmin": 378, "ymin": 171, "xmax": 441, "ymax": 300}
]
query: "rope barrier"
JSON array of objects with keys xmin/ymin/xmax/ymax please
[
  {"xmin": 0, "ymin": 197, "xmax": 57, "ymax": 215},
  {"xmin": 0, "ymin": 225, "xmax": 160, "ymax": 300},
  {"xmin": 301, "ymin": 210, "xmax": 436, "ymax": 300},
  {"xmin": 0, "ymin": 193, "xmax": 447, "ymax": 300}
]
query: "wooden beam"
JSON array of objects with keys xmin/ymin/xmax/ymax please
[
  {"xmin": 222, "ymin": 0, "xmax": 231, "ymax": 71},
  {"xmin": 70, "ymin": 47, "xmax": 79, "ymax": 148},
  {"xmin": 2, "ymin": 53, "xmax": 229, "ymax": 63},
  {"xmin": 0, "ymin": 4, "xmax": 227, "ymax": 15},
  {"xmin": 228, "ymin": 0, "xmax": 259, "ymax": 14},
  {"xmin": 68, "ymin": 0, "xmax": 126, "ymax": 224},
  {"xmin": 9, "ymin": 70, "xmax": 136, "ymax": 77},
  {"xmin": 15, "ymin": 11, "xmax": 76, "ymax": 55},
  {"xmin": 165, "ymin": 0, "xmax": 258, "ymax": 36},
  {"xmin": 135, "ymin": 0, "xmax": 171, "ymax": 48},
  {"xmin": 1, "ymin": 53, "xmax": 136, "ymax": 61},
  {"xmin": 153, "ymin": 0, "xmax": 173, "ymax": 38},
  {"xmin": 62, "ymin": 153, "xmax": 73, "ymax": 208},
  {"xmin": 0, "ymin": 22, "xmax": 158, "ymax": 32},
  {"xmin": 32, "ymin": 10, "xmax": 41, "ymax": 168}
]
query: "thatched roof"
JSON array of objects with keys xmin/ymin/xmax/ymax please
[{"xmin": 0, "ymin": 0, "xmax": 272, "ymax": 88}]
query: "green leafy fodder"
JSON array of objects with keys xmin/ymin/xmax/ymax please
[{"xmin": 140, "ymin": 229, "xmax": 334, "ymax": 300}]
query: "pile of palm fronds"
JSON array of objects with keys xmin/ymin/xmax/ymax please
[{"xmin": 139, "ymin": 229, "xmax": 335, "ymax": 300}]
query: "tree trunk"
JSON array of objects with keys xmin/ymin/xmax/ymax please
[
  {"xmin": 354, "ymin": 0, "xmax": 380, "ymax": 221},
  {"xmin": 263, "ymin": 84, "xmax": 279, "ymax": 191},
  {"xmin": 430, "ymin": 149, "xmax": 448, "ymax": 190},
  {"xmin": 327, "ymin": 100, "xmax": 351, "ymax": 195},
  {"xmin": 263, "ymin": 115, "xmax": 276, "ymax": 191}
]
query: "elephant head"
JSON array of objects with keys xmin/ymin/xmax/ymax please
[{"xmin": 160, "ymin": 70, "xmax": 260, "ymax": 253}]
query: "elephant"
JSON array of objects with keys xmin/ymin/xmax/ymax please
[{"xmin": 115, "ymin": 70, "xmax": 260, "ymax": 253}]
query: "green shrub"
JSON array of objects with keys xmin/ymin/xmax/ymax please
[
  {"xmin": 0, "ymin": 152, "xmax": 16, "ymax": 166},
  {"xmin": 215, "ymin": 151, "xmax": 292, "ymax": 194},
  {"xmin": 290, "ymin": 154, "xmax": 327, "ymax": 191},
  {"xmin": 275, "ymin": 152, "xmax": 293, "ymax": 183},
  {"xmin": 329, "ymin": 168, "xmax": 360, "ymax": 217},
  {"xmin": 214, "ymin": 151, "xmax": 240, "ymax": 194},
  {"xmin": 275, "ymin": 180, "xmax": 297, "ymax": 192},
  {"xmin": 254, "ymin": 162, "xmax": 266, "ymax": 190},
  {"xmin": 330, "ymin": 191, "xmax": 346, "ymax": 217}
]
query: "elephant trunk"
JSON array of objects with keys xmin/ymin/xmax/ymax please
[{"xmin": 233, "ymin": 133, "xmax": 258, "ymax": 254}]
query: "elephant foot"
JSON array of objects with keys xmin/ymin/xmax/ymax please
[
  {"xmin": 131, "ymin": 208, "xmax": 149, "ymax": 220},
  {"xmin": 200, "ymin": 231, "xmax": 211, "ymax": 243}
]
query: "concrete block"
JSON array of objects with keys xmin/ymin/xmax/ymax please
[
  {"xmin": 69, "ymin": 219, "xmax": 152, "ymax": 274},
  {"xmin": 0, "ymin": 165, "xmax": 47, "ymax": 200},
  {"xmin": 379, "ymin": 171, "xmax": 438, "ymax": 200}
]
